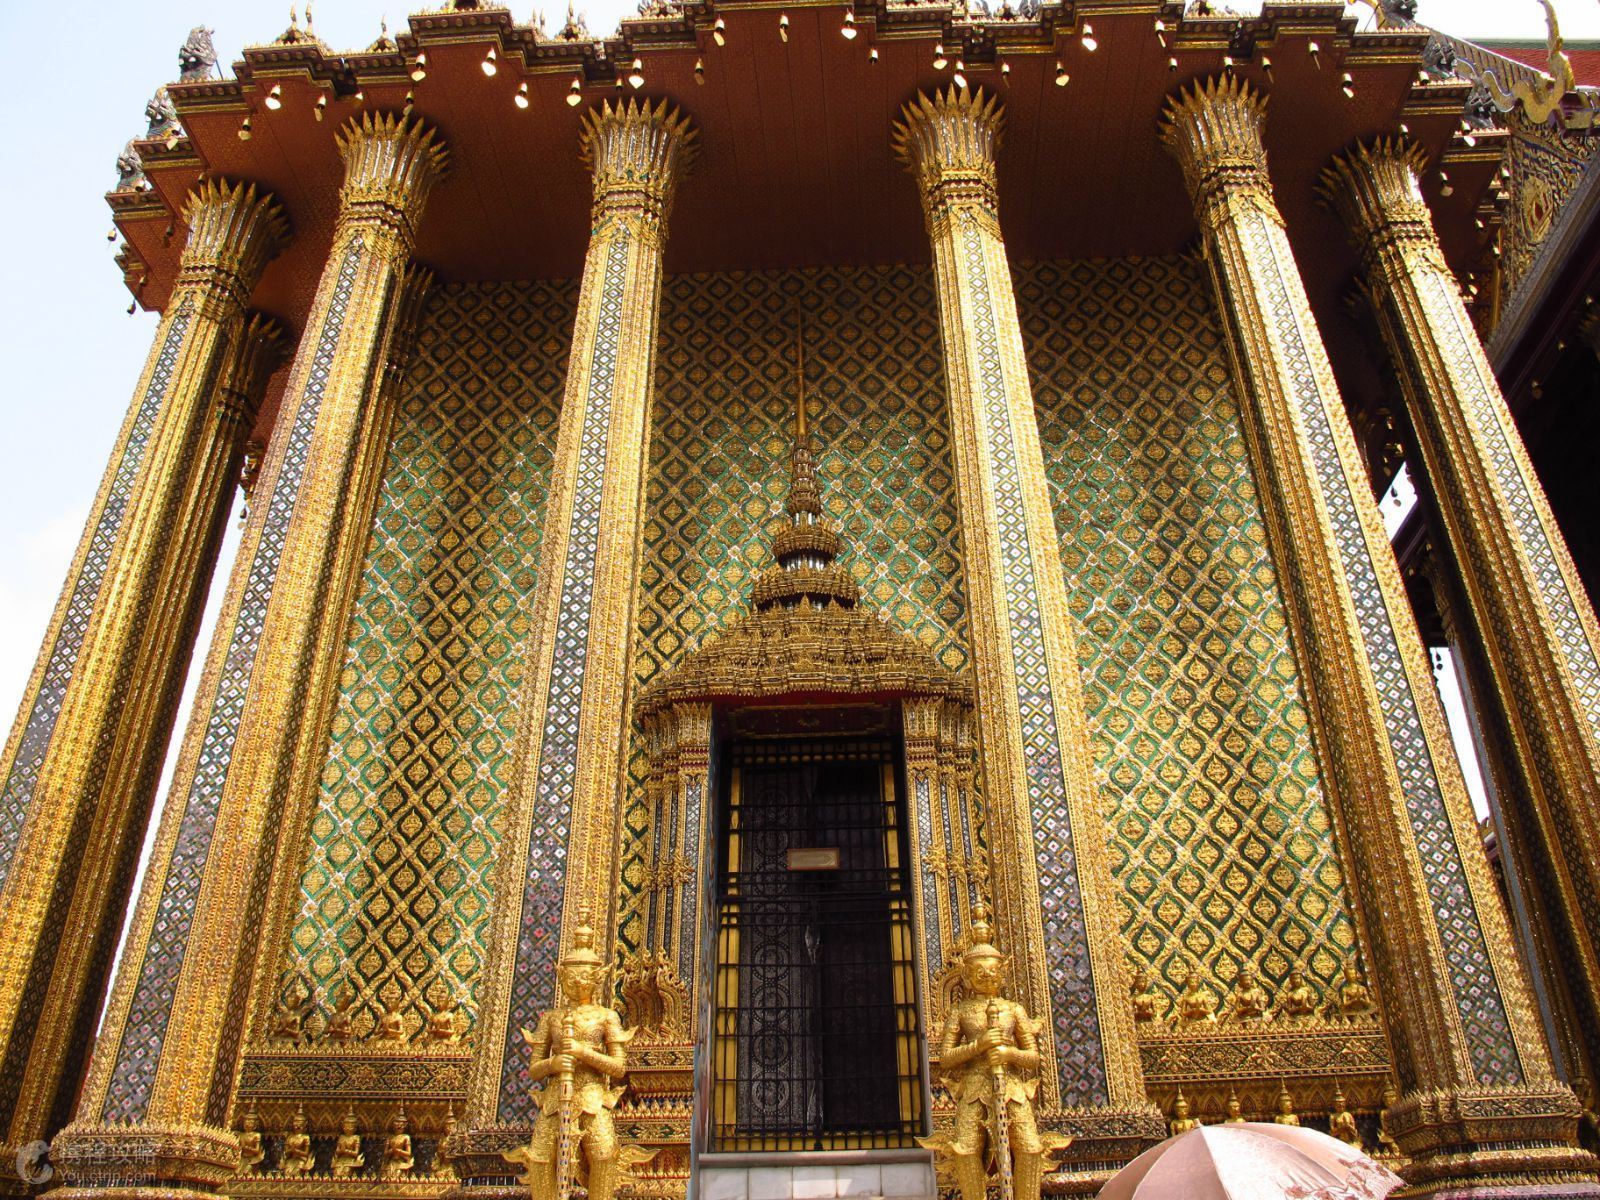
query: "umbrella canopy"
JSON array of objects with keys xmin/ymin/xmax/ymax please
[{"xmin": 1099, "ymin": 1122, "xmax": 1404, "ymax": 1200}]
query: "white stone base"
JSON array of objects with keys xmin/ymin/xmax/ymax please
[{"xmin": 695, "ymin": 1149, "xmax": 937, "ymax": 1200}]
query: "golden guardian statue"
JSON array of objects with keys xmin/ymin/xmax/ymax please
[
  {"xmin": 920, "ymin": 907, "xmax": 1070, "ymax": 1200},
  {"xmin": 503, "ymin": 913, "xmax": 653, "ymax": 1200}
]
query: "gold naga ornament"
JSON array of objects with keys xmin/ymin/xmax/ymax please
[
  {"xmin": 919, "ymin": 906, "xmax": 1071, "ymax": 1200},
  {"xmin": 502, "ymin": 912, "xmax": 655, "ymax": 1200}
]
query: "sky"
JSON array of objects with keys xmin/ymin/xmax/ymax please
[{"xmin": 0, "ymin": 0, "xmax": 1575, "ymax": 915}]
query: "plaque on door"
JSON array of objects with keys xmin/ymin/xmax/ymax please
[{"xmin": 786, "ymin": 847, "xmax": 840, "ymax": 871}]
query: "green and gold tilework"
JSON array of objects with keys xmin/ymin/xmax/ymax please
[
  {"xmin": 282, "ymin": 281, "xmax": 574, "ymax": 1035},
  {"xmin": 616, "ymin": 265, "xmax": 971, "ymax": 954},
  {"xmin": 277, "ymin": 257, "xmax": 1357, "ymax": 1028},
  {"xmin": 1019, "ymin": 255, "xmax": 1358, "ymax": 997}
]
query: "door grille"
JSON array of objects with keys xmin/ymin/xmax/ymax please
[{"xmin": 711, "ymin": 737, "xmax": 924, "ymax": 1152}]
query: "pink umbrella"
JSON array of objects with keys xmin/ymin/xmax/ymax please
[{"xmin": 1098, "ymin": 1123, "xmax": 1404, "ymax": 1200}]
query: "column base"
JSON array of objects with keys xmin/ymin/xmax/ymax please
[
  {"xmin": 1392, "ymin": 1084, "xmax": 1600, "ymax": 1196},
  {"xmin": 49, "ymin": 1122, "xmax": 238, "ymax": 1200},
  {"xmin": 1040, "ymin": 1104, "xmax": 1167, "ymax": 1195}
]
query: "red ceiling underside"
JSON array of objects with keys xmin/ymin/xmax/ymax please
[{"xmin": 114, "ymin": 3, "xmax": 1496, "ymax": 436}]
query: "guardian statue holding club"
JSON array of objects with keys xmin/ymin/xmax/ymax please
[
  {"xmin": 921, "ymin": 906, "xmax": 1070, "ymax": 1200},
  {"xmin": 503, "ymin": 911, "xmax": 654, "ymax": 1200}
]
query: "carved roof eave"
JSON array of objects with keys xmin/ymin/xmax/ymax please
[
  {"xmin": 149, "ymin": 0, "xmax": 1425, "ymax": 119},
  {"xmin": 634, "ymin": 603, "xmax": 972, "ymax": 722}
]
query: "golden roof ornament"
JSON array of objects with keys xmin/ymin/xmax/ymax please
[
  {"xmin": 367, "ymin": 18, "xmax": 398, "ymax": 53},
  {"xmin": 177, "ymin": 27, "xmax": 218, "ymax": 82},
  {"xmin": 558, "ymin": 4, "xmax": 591, "ymax": 41},
  {"xmin": 1456, "ymin": 0, "xmax": 1594, "ymax": 127},
  {"xmin": 632, "ymin": 305, "xmax": 969, "ymax": 716},
  {"xmin": 750, "ymin": 306, "xmax": 861, "ymax": 613},
  {"xmin": 562, "ymin": 907, "xmax": 603, "ymax": 968},
  {"xmin": 961, "ymin": 903, "xmax": 1002, "ymax": 964}
]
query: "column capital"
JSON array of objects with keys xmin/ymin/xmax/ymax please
[
  {"xmin": 215, "ymin": 313, "xmax": 289, "ymax": 431},
  {"xmin": 579, "ymin": 98, "xmax": 696, "ymax": 239},
  {"xmin": 892, "ymin": 86, "xmax": 1004, "ymax": 226},
  {"xmin": 335, "ymin": 112, "xmax": 450, "ymax": 257},
  {"xmin": 1320, "ymin": 138, "xmax": 1446, "ymax": 275},
  {"xmin": 175, "ymin": 178, "xmax": 289, "ymax": 314},
  {"xmin": 1159, "ymin": 76, "xmax": 1275, "ymax": 230}
]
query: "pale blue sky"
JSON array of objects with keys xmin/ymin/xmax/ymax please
[{"xmin": 0, "ymin": 0, "xmax": 1581, "ymax": 824}]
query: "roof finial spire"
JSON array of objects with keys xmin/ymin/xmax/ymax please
[
  {"xmin": 750, "ymin": 300, "xmax": 858, "ymax": 612},
  {"xmin": 786, "ymin": 302, "xmax": 822, "ymax": 521}
]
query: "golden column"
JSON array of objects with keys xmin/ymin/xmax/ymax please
[
  {"xmin": 1161, "ymin": 77, "xmax": 1589, "ymax": 1191},
  {"xmin": 0, "ymin": 179, "xmax": 285, "ymax": 1184},
  {"xmin": 453, "ymin": 98, "xmax": 693, "ymax": 1186},
  {"xmin": 52, "ymin": 114, "xmax": 446, "ymax": 1200},
  {"xmin": 893, "ymin": 88, "xmax": 1153, "ymax": 1143},
  {"xmin": 1324, "ymin": 138, "xmax": 1600, "ymax": 1077}
]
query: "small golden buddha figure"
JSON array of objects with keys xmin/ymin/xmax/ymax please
[
  {"xmin": 1273, "ymin": 1082, "xmax": 1301, "ymax": 1126},
  {"xmin": 326, "ymin": 986, "xmax": 357, "ymax": 1042},
  {"xmin": 918, "ymin": 907, "xmax": 1070, "ymax": 1200},
  {"xmin": 269, "ymin": 998, "xmax": 304, "ymax": 1043},
  {"xmin": 1175, "ymin": 967, "xmax": 1218, "ymax": 1026},
  {"xmin": 375, "ymin": 1002, "xmax": 406, "ymax": 1043},
  {"xmin": 1328, "ymin": 1087, "xmax": 1361, "ymax": 1149},
  {"xmin": 1334, "ymin": 963, "xmax": 1377, "ymax": 1019},
  {"xmin": 503, "ymin": 915, "xmax": 635, "ymax": 1200},
  {"xmin": 280, "ymin": 1106, "xmax": 314, "ymax": 1177},
  {"xmin": 237, "ymin": 1103, "xmax": 265, "ymax": 1174},
  {"xmin": 1130, "ymin": 967, "xmax": 1160, "ymax": 1023},
  {"xmin": 1169, "ymin": 1089, "xmax": 1201, "ymax": 1136},
  {"xmin": 331, "ymin": 1107, "xmax": 365, "ymax": 1178},
  {"xmin": 382, "ymin": 1107, "xmax": 415, "ymax": 1178},
  {"xmin": 1227, "ymin": 968, "xmax": 1270, "ymax": 1023},
  {"xmin": 1377, "ymin": 1082, "xmax": 1402, "ymax": 1157},
  {"xmin": 428, "ymin": 990, "xmax": 463, "ymax": 1044},
  {"xmin": 432, "ymin": 1104, "xmax": 459, "ymax": 1180},
  {"xmin": 1279, "ymin": 969, "xmax": 1318, "ymax": 1021},
  {"xmin": 1224, "ymin": 1088, "xmax": 1245, "ymax": 1123}
]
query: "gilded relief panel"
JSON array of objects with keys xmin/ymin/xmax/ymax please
[
  {"xmin": 1497, "ymin": 109, "xmax": 1594, "ymax": 309},
  {"xmin": 618, "ymin": 265, "xmax": 970, "ymax": 954},
  {"xmin": 276, "ymin": 281, "xmax": 573, "ymax": 1037},
  {"xmin": 1019, "ymin": 256, "xmax": 1359, "ymax": 1000}
]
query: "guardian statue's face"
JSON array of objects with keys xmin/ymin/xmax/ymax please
[
  {"xmin": 962, "ymin": 955, "xmax": 1003, "ymax": 997},
  {"xmin": 560, "ymin": 962, "xmax": 602, "ymax": 1002}
]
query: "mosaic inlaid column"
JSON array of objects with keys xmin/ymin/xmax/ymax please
[
  {"xmin": 1162, "ymin": 77, "xmax": 1591, "ymax": 1191},
  {"xmin": 1326, "ymin": 138, "xmax": 1600, "ymax": 1082},
  {"xmin": 0, "ymin": 179, "xmax": 285, "ymax": 1184},
  {"xmin": 453, "ymin": 99, "xmax": 693, "ymax": 1190},
  {"xmin": 893, "ymin": 88, "xmax": 1155, "ymax": 1146},
  {"xmin": 1420, "ymin": 537, "xmax": 1592, "ymax": 1084},
  {"xmin": 53, "ymin": 114, "xmax": 447, "ymax": 1200}
]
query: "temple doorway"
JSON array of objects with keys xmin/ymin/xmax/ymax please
[{"xmin": 709, "ymin": 721, "xmax": 925, "ymax": 1152}]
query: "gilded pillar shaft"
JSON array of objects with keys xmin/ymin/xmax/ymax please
[
  {"xmin": 1422, "ymin": 541, "xmax": 1591, "ymax": 1082},
  {"xmin": 460, "ymin": 99, "xmax": 693, "ymax": 1161},
  {"xmin": 1325, "ymin": 140, "xmax": 1600, "ymax": 1072},
  {"xmin": 893, "ymin": 88, "xmax": 1146, "ymax": 1119},
  {"xmin": 0, "ymin": 180, "xmax": 285, "ymax": 1175},
  {"xmin": 53, "ymin": 115, "xmax": 446, "ymax": 1198},
  {"xmin": 1162, "ymin": 78, "xmax": 1587, "ymax": 1187}
]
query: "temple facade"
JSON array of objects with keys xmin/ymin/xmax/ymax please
[{"xmin": 4, "ymin": 2, "xmax": 1600, "ymax": 1198}]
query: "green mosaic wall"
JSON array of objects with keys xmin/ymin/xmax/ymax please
[
  {"xmin": 617, "ymin": 265, "xmax": 971, "ymax": 953},
  {"xmin": 279, "ymin": 256, "xmax": 1356, "ymax": 1033},
  {"xmin": 281, "ymin": 281, "xmax": 574, "ymax": 1037},
  {"xmin": 1019, "ymin": 255, "xmax": 1358, "ymax": 998}
]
